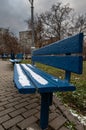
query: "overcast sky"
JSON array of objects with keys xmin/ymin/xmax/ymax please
[{"xmin": 0, "ymin": 0, "xmax": 86, "ymax": 37}]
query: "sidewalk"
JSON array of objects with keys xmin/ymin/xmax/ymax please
[{"xmin": 0, "ymin": 60, "xmax": 85, "ymax": 130}]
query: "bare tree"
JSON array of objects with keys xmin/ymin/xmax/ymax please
[
  {"xmin": 26, "ymin": 14, "xmax": 44, "ymax": 47},
  {"xmin": 3, "ymin": 31, "xmax": 21, "ymax": 54},
  {"xmin": 35, "ymin": 16, "xmax": 45, "ymax": 47},
  {"xmin": 26, "ymin": 2, "xmax": 86, "ymax": 48},
  {"xmin": 40, "ymin": 2, "xmax": 73, "ymax": 40},
  {"xmin": 68, "ymin": 13, "xmax": 86, "ymax": 36}
]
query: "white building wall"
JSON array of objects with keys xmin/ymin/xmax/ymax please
[{"xmin": 19, "ymin": 30, "xmax": 32, "ymax": 49}]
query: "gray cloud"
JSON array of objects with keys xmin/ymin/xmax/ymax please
[
  {"xmin": 61, "ymin": 0, "xmax": 86, "ymax": 13},
  {"xmin": 0, "ymin": 0, "xmax": 86, "ymax": 37},
  {"xmin": 0, "ymin": 0, "xmax": 30, "ymax": 36},
  {"xmin": 71, "ymin": 0, "xmax": 86, "ymax": 13}
]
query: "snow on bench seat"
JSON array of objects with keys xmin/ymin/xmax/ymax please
[
  {"xmin": 14, "ymin": 64, "xmax": 36, "ymax": 94},
  {"xmin": 14, "ymin": 64, "xmax": 76, "ymax": 94}
]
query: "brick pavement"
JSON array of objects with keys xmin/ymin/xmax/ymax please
[{"xmin": 0, "ymin": 60, "xmax": 85, "ymax": 130}]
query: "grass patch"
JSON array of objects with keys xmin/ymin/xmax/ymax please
[
  {"xmin": 56, "ymin": 62, "xmax": 86, "ymax": 115},
  {"xmin": 65, "ymin": 121, "xmax": 76, "ymax": 130},
  {"xmin": 22, "ymin": 60, "xmax": 86, "ymax": 115}
]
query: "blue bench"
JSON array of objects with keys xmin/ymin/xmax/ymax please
[
  {"xmin": 14, "ymin": 33, "xmax": 83, "ymax": 130},
  {"xmin": 2, "ymin": 53, "xmax": 8, "ymax": 59},
  {"xmin": 9, "ymin": 53, "xmax": 23, "ymax": 65}
]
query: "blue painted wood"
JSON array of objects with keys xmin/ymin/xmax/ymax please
[
  {"xmin": 20, "ymin": 64, "xmax": 76, "ymax": 93},
  {"xmin": 20, "ymin": 64, "xmax": 57, "ymax": 91},
  {"xmin": 9, "ymin": 59, "xmax": 22, "ymax": 64},
  {"xmin": 10, "ymin": 52, "xmax": 15, "ymax": 60},
  {"xmin": 33, "ymin": 33, "xmax": 83, "ymax": 55},
  {"xmin": 16, "ymin": 53, "xmax": 23, "ymax": 59},
  {"xmin": 40, "ymin": 93, "xmax": 50, "ymax": 129},
  {"xmin": 32, "ymin": 56, "xmax": 83, "ymax": 74},
  {"xmin": 65, "ymin": 71, "xmax": 71, "ymax": 81},
  {"xmin": 49, "ymin": 93, "xmax": 53, "ymax": 106},
  {"xmin": 13, "ymin": 33, "xmax": 83, "ymax": 130},
  {"xmin": 10, "ymin": 53, "xmax": 23, "ymax": 64},
  {"xmin": 14, "ymin": 64, "xmax": 36, "ymax": 94}
]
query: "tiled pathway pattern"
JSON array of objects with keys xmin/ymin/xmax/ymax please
[{"xmin": 0, "ymin": 60, "xmax": 85, "ymax": 130}]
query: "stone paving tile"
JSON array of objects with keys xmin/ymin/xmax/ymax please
[
  {"xmin": 0, "ymin": 101, "xmax": 9, "ymax": 107},
  {"xmin": 0, "ymin": 60, "xmax": 85, "ymax": 130},
  {"xmin": 0, "ymin": 114, "xmax": 10, "ymax": 124},
  {"xmin": 0, "ymin": 107, "xmax": 15, "ymax": 117},
  {"xmin": 9, "ymin": 107, "xmax": 27, "ymax": 117},
  {"xmin": 0, "ymin": 125, "xmax": 4, "ymax": 130},
  {"xmin": 36, "ymin": 106, "xmax": 40, "ymax": 111},
  {"xmin": 34, "ymin": 112, "xmax": 40, "ymax": 120},
  {"xmin": 75, "ymin": 122, "xmax": 85, "ymax": 130},
  {"xmin": 59, "ymin": 126, "xmax": 69, "ymax": 130},
  {"xmin": 28, "ymin": 97, "xmax": 39, "ymax": 101},
  {"xmin": 53, "ymin": 96, "xmax": 85, "ymax": 130},
  {"xmin": 22, "ymin": 109, "xmax": 38, "ymax": 118},
  {"xmin": 26, "ymin": 102, "xmax": 39, "ymax": 109},
  {"xmin": 17, "ymin": 116, "xmax": 38, "ymax": 130},
  {"xmin": 0, "ymin": 95, "xmax": 14, "ymax": 102},
  {"xmin": 14, "ymin": 101, "xmax": 29, "ymax": 109},
  {"xmin": 49, "ymin": 115, "xmax": 67, "ymax": 130},
  {"xmin": 9, "ymin": 126, "xmax": 20, "ymax": 130},
  {"xmin": 49, "ymin": 112, "xmax": 59, "ymax": 122},
  {"xmin": 2, "ymin": 115, "xmax": 24, "ymax": 129},
  {"xmin": 8, "ymin": 96, "xmax": 22, "ymax": 103},
  {"xmin": 4, "ymin": 101, "xmax": 19, "ymax": 108},
  {"xmin": 26, "ymin": 123, "xmax": 42, "ymax": 130},
  {"xmin": 0, "ymin": 107, "xmax": 5, "ymax": 111},
  {"xmin": 18, "ymin": 97, "xmax": 31, "ymax": 103}
]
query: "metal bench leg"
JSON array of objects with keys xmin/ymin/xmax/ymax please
[
  {"xmin": 49, "ymin": 92, "xmax": 53, "ymax": 106},
  {"xmin": 40, "ymin": 93, "xmax": 52, "ymax": 130}
]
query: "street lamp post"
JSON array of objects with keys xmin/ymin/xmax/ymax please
[{"xmin": 28, "ymin": 0, "xmax": 35, "ymax": 48}]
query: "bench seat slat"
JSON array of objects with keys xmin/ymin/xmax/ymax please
[
  {"xmin": 20, "ymin": 64, "xmax": 76, "ymax": 93},
  {"xmin": 27, "ymin": 64, "xmax": 76, "ymax": 92},
  {"xmin": 33, "ymin": 33, "xmax": 83, "ymax": 55},
  {"xmin": 14, "ymin": 64, "xmax": 36, "ymax": 94},
  {"xmin": 32, "ymin": 56, "xmax": 83, "ymax": 74},
  {"xmin": 21, "ymin": 64, "xmax": 55, "ymax": 88},
  {"xmin": 9, "ymin": 59, "xmax": 22, "ymax": 63}
]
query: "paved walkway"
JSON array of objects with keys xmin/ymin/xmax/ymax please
[{"xmin": 0, "ymin": 60, "xmax": 85, "ymax": 130}]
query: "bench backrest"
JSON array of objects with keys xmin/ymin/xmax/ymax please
[
  {"xmin": 32, "ymin": 33, "xmax": 83, "ymax": 81},
  {"xmin": 16, "ymin": 53, "xmax": 23, "ymax": 59}
]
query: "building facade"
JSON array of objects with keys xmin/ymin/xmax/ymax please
[
  {"xmin": 0, "ymin": 28, "xmax": 8, "ymax": 35},
  {"xmin": 19, "ymin": 30, "xmax": 32, "ymax": 54}
]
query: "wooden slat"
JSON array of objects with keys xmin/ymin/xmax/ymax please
[
  {"xmin": 14, "ymin": 64, "xmax": 36, "ymax": 94},
  {"xmin": 33, "ymin": 33, "xmax": 83, "ymax": 55},
  {"xmin": 20, "ymin": 64, "xmax": 76, "ymax": 93},
  {"xmin": 32, "ymin": 56, "xmax": 83, "ymax": 74},
  {"xmin": 16, "ymin": 53, "xmax": 23, "ymax": 59},
  {"xmin": 20, "ymin": 64, "xmax": 55, "ymax": 89}
]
